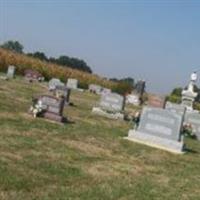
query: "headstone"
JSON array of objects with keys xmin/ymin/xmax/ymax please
[
  {"xmin": 125, "ymin": 107, "xmax": 184, "ymax": 153},
  {"xmin": 24, "ymin": 69, "xmax": 44, "ymax": 82},
  {"xmin": 184, "ymin": 111, "xmax": 200, "ymax": 140},
  {"xmin": 89, "ymin": 84, "xmax": 102, "ymax": 94},
  {"xmin": 38, "ymin": 95, "xmax": 65, "ymax": 122},
  {"xmin": 55, "ymin": 85, "xmax": 71, "ymax": 105},
  {"xmin": 126, "ymin": 94, "xmax": 140, "ymax": 106},
  {"xmin": 165, "ymin": 101, "xmax": 186, "ymax": 116},
  {"xmin": 99, "ymin": 93, "xmax": 125, "ymax": 113},
  {"xmin": 7, "ymin": 65, "xmax": 16, "ymax": 79},
  {"xmin": 135, "ymin": 80, "xmax": 146, "ymax": 95},
  {"xmin": 49, "ymin": 78, "xmax": 64, "ymax": 91},
  {"xmin": 148, "ymin": 95, "xmax": 165, "ymax": 108},
  {"xmin": 66, "ymin": 78, "xmax": 78, "ymax": 90},
  {"xmin": 92, "ymin": 93, "xmax": 125, "ymax": 119}
]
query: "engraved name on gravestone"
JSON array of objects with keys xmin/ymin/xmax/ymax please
[
  {"xmin": 66, "ymin": 78, "xmax": 78, "ymax": 90},
  {"xmin": 165, "ymin": 101, "xmax": 186, "ymax": 116},
  {"xmin": 99, "ymin": 93, "xmax": 125, "ymax": 113},
  {"xmin": 184, "ymin": 112, "xmax": 200, "ymax": 140},
  {"xmin": 49, "ymin": 78, "xmax": 64, "ymax": 91},
  {"xmin": 7, "ymin": 65, "xmax": 16, "ymax": 79},
  {"xmin": 39, "ymin": 95, "xmax": 65, "ymax": 122},
  {"xmin": 138, "ymin": 107, "xmax": 183, "ymax": 141}
]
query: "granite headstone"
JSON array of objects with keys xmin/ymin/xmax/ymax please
[
  {"xmin": 66, "ymin": 78, "xmax": 78, "ymax": 90},
  {"xmin": 126, "ymin": 107, "xmax": 184, "ymax": 153}
]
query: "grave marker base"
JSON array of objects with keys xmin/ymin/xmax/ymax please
[
  {"xmin": 44, "ymin": 112, "xmax": 64, "ymax": 122},
  {"xmin": 92, "ymin": 107, "xmax": 124, "ymax": 120},
  {"xmin": 125, "ymin": 130, "xmax": 184, "ymax": 154}
]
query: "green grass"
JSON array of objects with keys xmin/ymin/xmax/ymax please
[{"xmin": 0, "ymin": 75, "xmax": 200, "ymax": 200}]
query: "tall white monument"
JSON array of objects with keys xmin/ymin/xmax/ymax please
[{"xmin": 181, "ymin": 72, "xmax": 198, "ymax": 111}]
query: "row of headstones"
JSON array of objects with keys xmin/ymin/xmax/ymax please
[{"xmin": 126, "ymin": 100, "xmax": 200, "ymax": 154}]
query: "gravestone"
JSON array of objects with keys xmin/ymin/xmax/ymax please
[
  {"xmin": 125, "ymin": 107, "xmax": 184, "ymax": 153},
  {"xmin": 49, "ymin": 78, "xmax": 64, "ymax": 91},
  {"xmin": 66, "ymin": 78, "xmax": 78, "ymax": 90},
  {"xmin": 55, "ymin": 85, "xmax": 71, "ymax": 105},
  {"xmin": 184, "ymin": 111, "xmax": 200, "ymax": 140},
  {"xmin": 89, "ymin": 84, "xmax": 102, "ymax": 94},
  {"xmin": 135, "ymin": 80, "xmax": 146, "ymax": 95},
  {"xmin": 126, "ymin": 94, "xmax": 140, "ymax": 106},
  {"xmin": 24, "ymin": 69, "xmax": 44, "ymax": 82},
  {"xmin": 38, "ymin": 95, "xmax": 65, "ymax": 122},
  {"xmin": 7, "ymin": 65, "xmax": 16, "ymax": 79},
  {"xmin": 165, "ymin": 101, "xmax": 186, "ymax": 116},
  {"xmin": 92, "ymin": 93, "xmax": 125, "ymax": 119}
]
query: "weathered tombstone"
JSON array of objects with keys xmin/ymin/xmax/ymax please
[
  {"xmin": 148, "ymin": 95, "xmax": 165, "ymax": 108},
  {"xmin": 89, "ymin": 84, "xmax": 102, "ymax": 94},
  {"xmin": 24, "ymin": 69, "xmax": 44, "ymax": 82},
  {"xmin": 126, "ymin": 94, "xmax": 140, "ymax": 106},
  {"xmin": 55, "ymin": 85, "xmax": 71, "ymax": 105},
  {"xmin": 38, "ymin": 95, "xmax": 65, "ymax": 122},
  {"xmin": 165, "ymin": 101, "xmax": 186, "ymax": 116},
  {"xmin": 66, "ymin": 78, "xmax": 78, "ymax": 90},
  {"xmin": 184, "ymin": 111, "xmax": 200, "ymax": 140},
  {"xmin": 135, "ymin": 80, "xmax": 146, "ymax": 95},
  {"xmin": 125, "ymin": 107, "xmax": 185, "ymax": 153},
  {"xmin": 92, "ymin": 93, "xmax": 125, "ymax": 119},
  {"xmin": 7, "ymin": 65, "xmax": 16, "ymax": 79},
  {"xmin": 49, "ymin": 78, "xmax": 64, "ymax": 91}
]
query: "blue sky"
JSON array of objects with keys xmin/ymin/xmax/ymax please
[{"xmin": 1, "ymin": 0, "xmax": 200, "ymax": 94}]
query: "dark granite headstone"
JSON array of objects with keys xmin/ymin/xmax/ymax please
[
  {"xmin": 38, "ymin": 95, "xmax": 65, "ymax": 122},
  {"xmin": 24, "ymin": 69, "xmax": 44, "ymax": 82}
]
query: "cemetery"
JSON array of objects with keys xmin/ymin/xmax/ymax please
[
  {"xmin": 1, "ymin": 2, "xmax": 200, "ymax": 198},
  {"xmin": 0, "ymin": 66, "xmax": 200, "ymax": 199}
]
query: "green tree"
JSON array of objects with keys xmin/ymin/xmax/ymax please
[
  {"xmin": 27, "ymin": 51, "xmax": 48, "ymax": 61},
  {"xmin": 1, "ymin": 40, "xmax": 24, "ymax": 53}
]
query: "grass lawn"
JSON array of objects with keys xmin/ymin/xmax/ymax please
[{"xmin": 0, "ymin": 76, "xmax": 200, "ymax": 200}]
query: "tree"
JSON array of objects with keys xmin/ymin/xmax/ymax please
[
  {"xmin": 51, "ymin": 55, "xmax": 92, "ymax": 73},
  {"xmin": 171, "ymin": 87, "xmax": 183, "ymax": 96},
  {"xmin": 1, "ymin": 40, "xmax": 24, "ymax": 53},
  {"xmin": 27, "ymin": 51, "xmax": 48, "ymax": 61}
]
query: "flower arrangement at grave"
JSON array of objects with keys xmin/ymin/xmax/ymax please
[{"xmin": 29, "ymin": 99, "xmax": 44, "ymax": 118}]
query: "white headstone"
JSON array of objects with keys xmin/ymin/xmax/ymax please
[
  {"xmin": 7, "ymin": 65, "xmax": 16, "ymax": 79},
  {"xmin": 66, "ymin": 78, "xmax": 78, "ymax": 90},
  {"xmin": 49, "ymin": 78, "xmax": 64, "ymax": 91}
]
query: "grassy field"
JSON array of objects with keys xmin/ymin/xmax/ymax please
[{"xmin": 0, "ymin": 76, "xmax": 200, "ymax": 200}]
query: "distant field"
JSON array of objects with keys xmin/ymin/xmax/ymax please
[
  {"xmin": 0, "ymin": 76, "xmax": 200, "ymax": 200},
  {"xmin": 0, "ymin": 48, "xmax": 117, "ymax": 89}
]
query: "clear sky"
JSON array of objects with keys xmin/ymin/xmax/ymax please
[{"xmin": 1, "ymin": 0, "xmax": 200, "ymax": 94}]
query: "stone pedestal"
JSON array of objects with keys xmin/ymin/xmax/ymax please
[{"xmin": 181, "ymin": 83, "xmax": 197, "ymax": 111}]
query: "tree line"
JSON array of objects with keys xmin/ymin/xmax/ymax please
[{"xmin": 0, "ymin": 40, "xmax": 92, "ymax": 73}]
